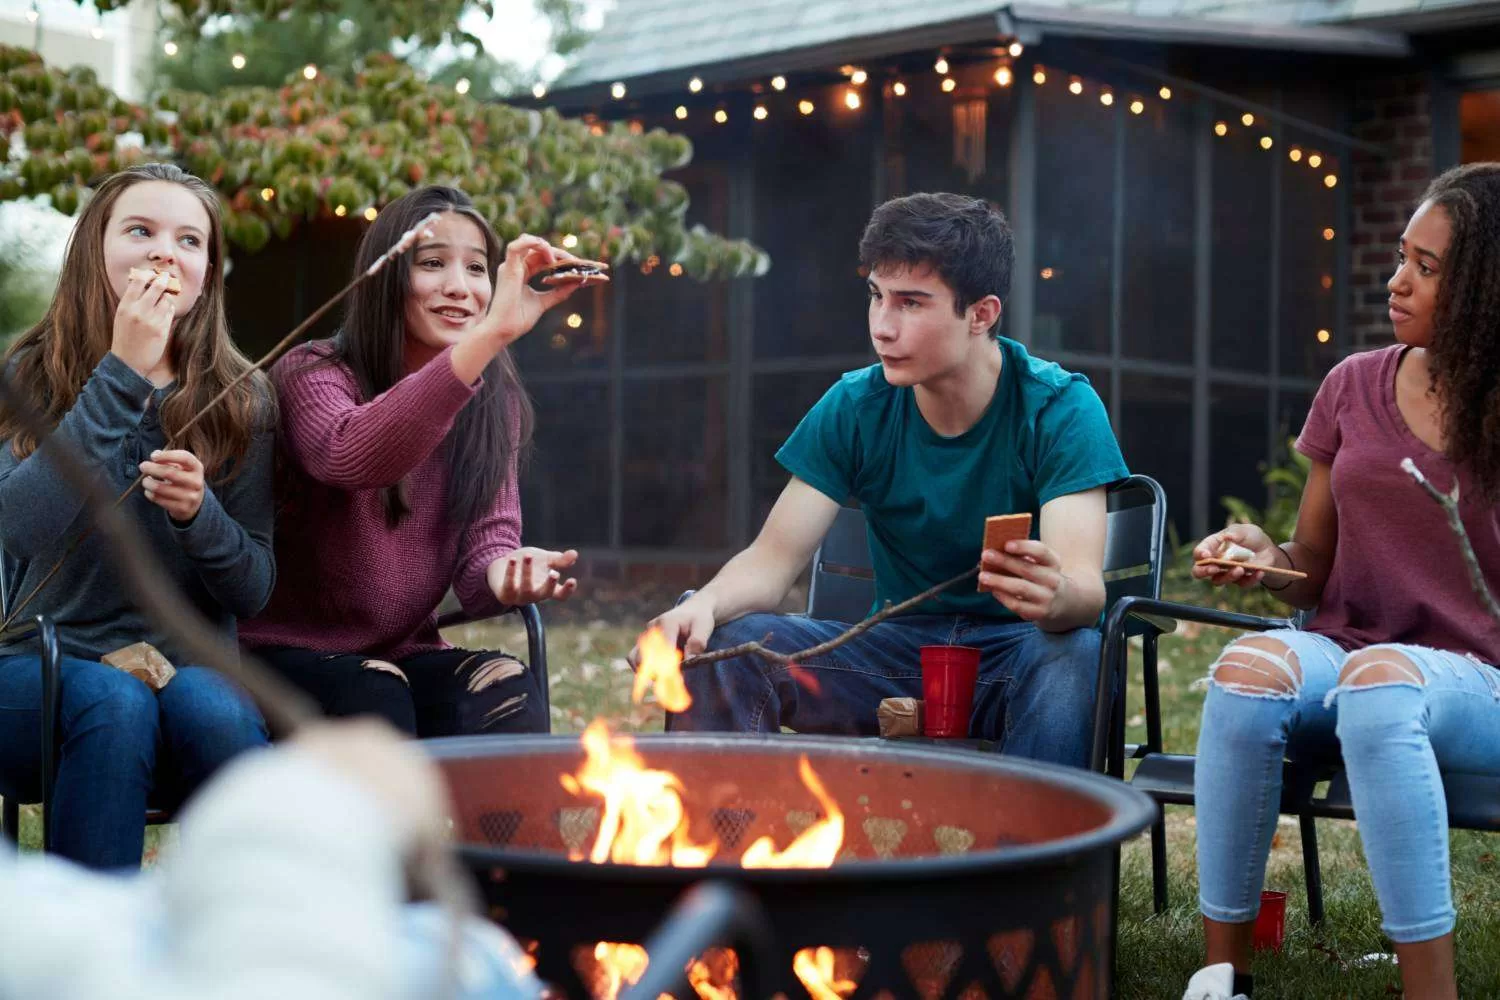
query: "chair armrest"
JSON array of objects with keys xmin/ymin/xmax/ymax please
[{"xmin": 1090, "ymin": 596, "xmax": 1298, "ymax": 772}]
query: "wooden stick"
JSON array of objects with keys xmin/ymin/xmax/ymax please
[
  {"xmin": 681, "ymin": 565, "xmax": 981, "ymax": 669},
  {"xmin": 1401, "ymin": 458, "xmax": 1500, "ymax": 624},
  {"xmin": 0, "ymin": 212, "xmax": 444, "ymax": 633}
]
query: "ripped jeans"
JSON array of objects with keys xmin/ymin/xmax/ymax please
[
  {"xmin": 1195, "ymin": 629, "xmax": 1500, "ymax": 943},
  {"xmin": 253, "ymin": 645, "xmax": 548, "ymax": 737}
]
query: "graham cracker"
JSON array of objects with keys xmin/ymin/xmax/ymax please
[{"xmin": 980, "ymin": 513, "xmax": 1033, "ymax": 592}]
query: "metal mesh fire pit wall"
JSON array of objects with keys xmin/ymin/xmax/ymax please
[{"xmin": 428, "ymin": 734, "xmax": 1155, "ymax": 1000}]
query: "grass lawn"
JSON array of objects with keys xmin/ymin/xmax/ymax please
[{"xmin": 10, "ymin": 601, "xmax": 1499, "ymax": 998}]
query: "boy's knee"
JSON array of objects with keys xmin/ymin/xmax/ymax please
[{"xmin": 72, "ymin": 664, "xmax": 157, "ymax": 729}]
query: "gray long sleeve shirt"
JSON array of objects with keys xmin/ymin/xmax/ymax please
[{"xmin": 0, "ymin": 352, "xmax": 275, "ymax": 663}]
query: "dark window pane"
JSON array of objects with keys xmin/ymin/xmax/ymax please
[
  {"xmin": 1209, "ymin": 382, "xmax": 1271, "ymax": 525},
  {"xmin": 521, "ymin": 381, "xmax": 611, "ymax": 548},
  {"xmin": 751, "ymin": 82, "xmax": 876, "ymax": 361},
  {"xmin": 1210, "ymin": 116, "xmax": 1273, "ymax": 373},
  {"xmin": 1120, "ymin": 374, "xmax": 1193, "ymax": 540},
  {"xmin": 1034, "ymin": 76, "xmax": 1115, "ymax": 355},
  {"xmin": 1278, "ymin": 134, "xmax": 1342, "ymax": 379},
  {"xmin": 750, "ymin": 369, "xmax": 846, "ymax": 524},
  {"xmin": 1277, "ymin": 389, "xmax": 1314, "ymax": 446},
  {"xmin": 886, "ymin": 61, "xmax": 1014, "ymax": 202},
  {"xmin": 511, "ymin": 281, "xmax": 612, "ymax": 373},
  {"xmin": 1121, "ymin": 98, "xmax": 1196, "ymax": 363},
  {"xmin": 621, "ymin": 376, "xmax": 729, "ymax": 548},
  {"xmin": 624, "ymin": 165, "xmax": 731, "ymax": 365}
]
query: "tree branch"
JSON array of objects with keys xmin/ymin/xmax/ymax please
[
  {"xmin": 1402, "ymin": 457, "xmax": 1500, "ymax": 624},
  {"xmin": 681, "ymin": 565, "xmax": 982, "ymax": 669}
]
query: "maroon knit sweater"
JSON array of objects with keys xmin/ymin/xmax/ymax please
[{"xmin": 241, "ymin": 342, "xmax": 519, "ymax": 658}]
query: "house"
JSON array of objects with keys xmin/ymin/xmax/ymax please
[{"xmin": 510, "ymin": 0, "xmax": 1500, "ymax": 581}]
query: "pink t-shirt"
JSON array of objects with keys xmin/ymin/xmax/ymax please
[{"xmin": 1296, "ymin": 345, "xmax": 1500, "ymax": 664}]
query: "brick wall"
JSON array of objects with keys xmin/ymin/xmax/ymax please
[{"xmin": 1348, "ymin": 72, "xmax": 1436, "ymax": 352}]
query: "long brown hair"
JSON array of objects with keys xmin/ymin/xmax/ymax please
[
  {"xmin": 1422, "ymin": 163, "xmax": 1500, "ymax": 500},
  {"xmin": 310, "ymin": 185, "xmax": 533, "ymax": 527},
  {"xmin": 0, "ymin": 163, "xmax": 269, "ymax": 478}
]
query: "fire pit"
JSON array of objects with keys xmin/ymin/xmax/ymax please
[{"xmin": 429, "ymin": 733, "xmax": 1154, "ymax": 999}]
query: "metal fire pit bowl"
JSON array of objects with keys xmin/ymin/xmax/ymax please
[{"xmin": 427, "ymin": 733, "xmax": 1155, "ymax": 1000}]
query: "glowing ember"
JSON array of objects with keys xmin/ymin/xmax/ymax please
[
  {"xmin": 687, "ymin": 948, "xmax": 740, "ymax": 999},
  {"xmin": 632, "ymin": 626, "xmax": 692, "ymax": 711},
  {"xmin": 561, "ymin": 720, "xmax": 717, "ymax": 866},
  {"xmin": 793, "ymin": 947, "xmax": 858, "ymax": 999},
  {"xmin": 740, "ymin": 757, "xmax": 844, "ymax": 869},
  {"xmin": 590, "ymin": 942, "xmax": 649, "ymax": 1000}
]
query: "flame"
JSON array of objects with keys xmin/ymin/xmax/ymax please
[
  {"xmin": 560, "ymin": 720, "xmax": 717, "ymax": 866},
  {"xmin": 591, "ymin": 942, "xmax": 649, "ymax": 1000},
  {"xmin": 740, "ymin": 756, "xmax": 844, "ymax": 869},
  {"xmin": 632, "ymin": 626, "xmax": 692, "ymax": 711},
  {"xmin": 793, "ymin": 947, "xmax": 857, "ymax": 999},
  {"xmin": 687, "ymin": 948, "xmax": 740, "ymax": 999}
]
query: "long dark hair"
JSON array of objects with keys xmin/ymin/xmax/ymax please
[
  {"xmin": 1, "ymin": 163, "xmax": 269, "ymax": 478},
  {"xmin": 318, "ymin": 185, "xmax": 534, "ymax": 527},
  {"xmin": 1421, "ymin": 164, "xmax": 1500, "ymax": 499}
]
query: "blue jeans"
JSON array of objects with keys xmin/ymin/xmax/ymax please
[
  {"xmin": 668, "ymin": 612, "xmax": 1101, "ymax": 767},
  {"xmin": 0, "ymin": 654, "xmax": 268, "ymax": 870},
  {"xmin": 1195, "ymin": 629, "xmax": 1500, "ymax": 943}
]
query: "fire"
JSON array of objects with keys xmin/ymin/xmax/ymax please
[
  {"xmin": 687, "ymin": 948, "xmax": 739, "ymax": 999},
  {"xmin": 793, "ymin": 947, "xmax": 857, "ymax": 999},
  {"xmin": 740, "ymin": 757, "xmax": 844, "ymax": 869},
  {"xmin": 632, "ymin": 626, "xmax": 692, "ymax": 711},
  {"xmin": 561, "ymin": 720, "xmax": 717, "ymax": 866},
  {"xmin": 590, "ymin": 942, "xmax": 649, "ymax": 1000}
]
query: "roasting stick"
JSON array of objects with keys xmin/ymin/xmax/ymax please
[{"xmin": 0, "ymin": 212, "xmax": 444, "ymax": 634}]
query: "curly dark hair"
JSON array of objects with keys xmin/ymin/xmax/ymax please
[{"xmin": 1422, "ymin": 163, "xmax": 1500, "ymax": 500}]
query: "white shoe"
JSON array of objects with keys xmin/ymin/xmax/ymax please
[{"xmin": 1181, "ymin": 963, "xmax": 1249, "ymax": 1000}]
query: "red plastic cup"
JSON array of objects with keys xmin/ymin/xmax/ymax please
[
  {"xmin": 1253, "ymin": 890, "xmax": 1287, "ymax": 952},
  {"xmin": 920, "ymin": 645, "xmax": 981, "ymax": 738}
]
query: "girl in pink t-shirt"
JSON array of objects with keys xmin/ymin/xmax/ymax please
[
  {"xmin": 242, "ymin": 186, "xmax": 598, "ymax": 738},
  {"xmin": 1182, "ymin": 164, "xmax": 1500, "ymax": 1000}
]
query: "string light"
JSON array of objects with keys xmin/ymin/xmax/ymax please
[
  {"xmin": 1240, "ymin": 112, "xmax": 1254, "ymax": 126},
  {"xmin": 1159, "ymin": 86, "xmax": 1172, "ymax": 100},
  {"xmin": 562, "ymin": 234, "xmax": 578, "ymax": 248},
  {"xmin": 771, "ymin": 75, "xmax": 786, "ymax": 91},
  {"xmin": 566, "ymin": 313, "xmax": 583, "ymax": 329},
  {"xmin": 688, "ymin": 76, "xmax": 703, "ymax": 93},
  {"xmin": 1039, "ymin": 267, "xmax": 1055, "ymax": 280},
  {"xmin": 753, "ymin": 104, "xmax": 768, "ymax": 120},
  {"xmin": 1321, "ymin": 275, "xmax": 1334, "ymax": 289},
  {"xmin": 674, "ymin": 105, "xmax": 688, "ymax": 120},
  {"xmin": 455, "ymin": 78, "xmax": 470, "ymax": 95},
  {"xmin": 668, "ymin": 263, "xmax": 683, "ymax": 277},
  {"xmin": 1008, "ymin": 41, "xmax": 1024, "ymax": 57},
  {"xmin": 1322, "ymin": 227, "xmax": 1336, "ymax": 240},
  {"xmin": 163, "ymin": 41, "xmax": 178, "ymax": 56},
  {"xmin": 1324, "ymin": 174, "xmax": 1338, "ymax": 188},
  {"xmin": 1099, "ymin": 88, "xmax": 1114, "ymax": 106},
  {"xmin": 532, "ymin": 82, "xmax": 547, "ymax": 99},
  {"xmin": 940, "ymin": 78, "xmax": 956, "ymax": 94},
  {"xmin": 892, "ymin": 81, "xmax": 907, "ymax": 97},
  {"xmin": 1316, "ymin": 329, "xmax": 1331, "ymax": 343},
  {"xmin": 1307, "ymin": 153, "xmax": 1323, "ymax": 168},
  {"xmin": 714, "ymin": 108, "xmax": 728, "ymax": 123},
  {"xmin": 1260, "ymin": 135, "xmax": 1273, "ymax": 149},
  {"xmin": 334, "ymin": 204, "xmax": 347, "ymax": 217},
  {"xmin": 846, "ymin": 88, "xmax": 863, "ymax": 108},
  {"xmin": 1033, "ymin": 67, "xmax": 1047, "ymax": 85},
  {"xmin": 850, "ymin": 69, "xmax": 868, "ymax": 85},
  {"xmin": 364, "ymin": 207, "xmax": 378, "ymax": 221},
  {"xmin": 1289, "ymin": 146, "xmax": 1303, "ymax": 162},
  {"xmin": 994, "ymin": 66, "xmax": 1012, "ymax": 87},
  {"xmin": 934, "ymin": 56, "xmax": 949, "ymax": 74},
  {"xmin": 1214, "ymin": 120, "xmax": 1228, "ymax": 136},
  {"xmin": 1068, "ymin": 77, "xmax": 1083, "ymax": 95},
  {"xmin": 798, "ymin": 99, "xmax": 814, "ymax": 115},
  {"xmin": 1129, "ymin": 98, "xmax": 1144, "ymax": 115},
  {"xmin": 231, "ymin": 52, "xmax": 246, "ymax": 69},
  {"xmin": 610, "ymin": 81, "xmax": 626, "ymax": 99},
  {"xmin": 261, "ymin": 187, "xmax": 275, "ymax": 201},
  {"xmin": 303, "ymin": 64, "xmax": 318, "ymax": 80}
]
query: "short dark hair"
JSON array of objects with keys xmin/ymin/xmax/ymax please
[{"xmin": 858, "ymin": 192, "xmax": 1014, "ymax": 335}]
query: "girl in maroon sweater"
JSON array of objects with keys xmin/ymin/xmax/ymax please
[{"xmin": 242, "ymin": 186, "xmax": 597, "ymax": 736}]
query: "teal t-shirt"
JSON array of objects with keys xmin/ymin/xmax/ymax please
[{"xmin": 775, "ymin": 337, "xmax": 1129, "ymax": 620}]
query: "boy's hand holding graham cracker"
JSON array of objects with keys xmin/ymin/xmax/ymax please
[{"xmin": 979, "ymin": 513, "xmax": 1032, "ymax": 592}]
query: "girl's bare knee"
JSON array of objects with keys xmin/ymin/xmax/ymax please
[{"xmin": 1209, "ymin": 636, "xmax": 1303, "ymax": 695}]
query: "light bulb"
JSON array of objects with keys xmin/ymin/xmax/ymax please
[
  {"xmin": 798, "ymin": 99, "xmax": 814, "ymax": 115},
  {"xmin": 610, "ymin": 81, "xmax": 626, "ymax": 99},
  {"xmin": 850, "ymin": 69, "xmax": 868, "ymax": 85},
  {"xmin": 303, "ymin": 64, "xmax": 318, "ymax": 80},
  {"xmin": 845, "ymin": 89, "xmax": 862, "ymax": 108},
  {"xmin": 688, "ymin": 77, "xmax": 702, "ymax": 93},
  {"xmin": 532, "ymin": 82, "xmax": 547, "ymax": 99},
  {"xmin": 753, "ymin": 105, "xmax": 767, "ymax": 120},
  {"xmin": 163, "ymin": 41, "xmax": 178, "ymax": 56},
  {"xmin": 994, "ymin": 66, "xmax": 1012, "ymax": 87},
  {"xmin": 934, "ymin": 56, "xmax": 949, "ymax": 75},
  {"xmin": 892, "ymin": 81, "xmax": 907, "ymax": 97},
  {"xmin": 771, "ymin": 75, "xmax": 787, "ymax": 91},
  {"xmin": 1159, "ymin": 86, "xmax": 1172, "ymax": 100},
  {"xmin": 231, "ymin": 53, "xmax": 246, "ymax": 70},
  {"xmin": 455, "ymin": 78, "xmax": 470, "ymax": 95},
  {"xmin": 1008, "ymin": 41, "xmax": 1024, "ymax": 57},
  {"xmin": 674, "ymin": 105, "xmax": 688, "ymax": 120}
]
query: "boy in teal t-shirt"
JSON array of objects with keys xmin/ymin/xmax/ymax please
[{"xmin": 639, "ymin": 193, "xmax": 1128, "ymax": 766}]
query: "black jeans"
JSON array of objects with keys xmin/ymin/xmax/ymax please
[{"xmin": 253, "ymin": 645, "xmax": 547, "ymax": 737}]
